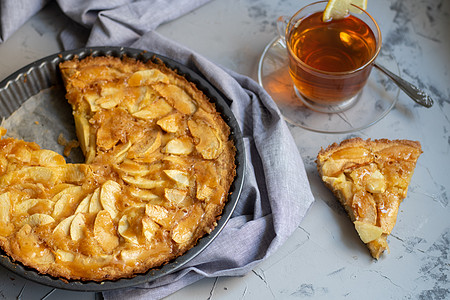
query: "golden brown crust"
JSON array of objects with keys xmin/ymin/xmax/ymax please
[
  {"xmin": 317, "ymin": 137, "xmax": 422, "ymax": 259},
  {"xmin": 0, "ymin": 55, "xmax": 236, "ymax": 281}
]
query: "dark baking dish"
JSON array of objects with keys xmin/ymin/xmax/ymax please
[{"xmin": 0, "ymin": 47, "xmax": 245, "ymax": 292}]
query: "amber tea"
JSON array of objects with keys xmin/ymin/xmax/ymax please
[{"xmin": 282, "ymin": 1, "xmax": 381, "ymax": 113}]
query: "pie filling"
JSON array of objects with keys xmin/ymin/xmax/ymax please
[
  {"xmin": 316, "ymin": 138, "xmax": 422, "ymax": 259},
  {"xmin": 0, "ymin": 56, "xmax": 236, "ymax": 281}
]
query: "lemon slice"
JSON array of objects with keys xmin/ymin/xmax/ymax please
[{"xmin": 323, "ymin": 0, "xmax": 368, "ymax": 22}]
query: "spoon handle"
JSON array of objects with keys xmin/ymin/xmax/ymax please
[{"xmin": 373, "ymin": 63, "xmax": 433, "ymax": 108}]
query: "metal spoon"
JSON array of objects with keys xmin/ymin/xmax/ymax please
[{"xmin": 373, "ymin": 63, "xmax": 433, "ymax": 108}]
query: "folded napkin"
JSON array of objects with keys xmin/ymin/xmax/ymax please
[{"xmin": 1, "ymin": 1, "xmax": 315, "ymax": 299}]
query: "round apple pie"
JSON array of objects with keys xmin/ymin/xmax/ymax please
[{"xmin": 0, "ymin": 55, "xmax": 236, "ymax": 281}]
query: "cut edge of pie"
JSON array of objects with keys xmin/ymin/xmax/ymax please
[
  {"xmin": 0, "ymin": 55, "xmax": 237, "ymax": 281},
  {"xmin": 316, "ymin": 137, "xmax": 422, "ymax": 259}
]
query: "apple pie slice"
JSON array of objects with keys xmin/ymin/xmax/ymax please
[{"xmin": 316, "ymin": 138, "xmax": 422, "ymax": 259}]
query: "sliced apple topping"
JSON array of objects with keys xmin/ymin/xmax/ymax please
[
  {"xmin": 194, "ymin": 161, "xmax": 222, "ymax": 202},
  {"xmin": 188, "ymin": 118, "xmax": 223, "ymax": 159},
  {"xmin": 128, "ymin": 69, "xmax": 169, "ymax": 86},
  {"xmin": 123, "ymin": 86, "xmax": 147, "ymax": 114},
  {"xmin": 52, "ymin": 186, "xmax": 83, "ymax": 218},
  {"xmin": 365, "ymin": 169, "xmax": 386, "ymax": 194},
  {"xmin": 145, "ymin": 204, "xmax": 171, "ymax": 228},
  {"xmin": 330, "ymin": 146, "xmax": 372, "ymax": 160},
  {"xmin": 75, "ymin": 194, "xmax": 91, "ymax": 214},
  {"xmin": 113, "ymin": 141, "xmax": 132, "ymax": 163},
  {"xmin": 196, "ymin": 185, "xmax": 214, "ymax": 201},
  {"xmin": 129, "ymin": 187, "xmax": 160, "ymax": 201},
  {"xmin": 135, "ymin": 87, "xmax": 154, "ymax": 110},
  {"xmin": 94, "ymin": 210, "xmax": 120, "ymax": 252},
  {"xmin": 349, "ymin": 163, "xmax": 386, "ymax": 194},
  {"xmin": 53, "ymin": 215, "xmax": 76, "ymax": 235},
  {"xmin": 24, "ymin": 213, "xmax": 55, "ymax": 226},
  {"xmin": 4, "ymin": 147, "xmax": 32, "ymax": 163},
  {"xmin": 118, "ymin": 214, "xmax": 138, "ymax": 244},
  {"xmin": 172, "ymin": 205, "xmax": 203, "ymax": 244},
  {"xmin": 0, "ymin": 192, "xmax": 11, "ymax": 223},
  {"xmin": 115, "ymin": 159, "xmax": 150, "ymax": 177},
  {"xmin": 0, "ymin": 166, "xmax": 61, "ymax": 186},
  {"xmin": 15, "ymin": 198, "xmax": 53, "ymax": 215},
  {"xmin": 88, "ymin": 188, "xmax": 102, "ymax": 214},
  {"xmin": 352, "ymin": 190, "xmax": 377, "ymax": 225},
  {"xmin": 100, "ymin": 180, "xmax": 121, "ymax": 219},
  {"xmin": 63, "ymin": 164, "xmax": 91, "ymax": 183},
  {"xmin": 14, "ymin": 198, "xmax": 38, "ymax": 216},
  {"xmin": 96, "ymin": 125, "xmax": 119, "ymax": 152},
  {"xmin": 127, "ymin": 130, "xmax": 161, "ymax": 159},
  {"xmin": 95, "ymin": 109, "xmax": 135, "ymax": 151},
  {"xmin": 83, "ymin": 91, "xmax": 100, "ymax": 112},
  {"xmin": 32, "ymin": 150, "xmax": 66, "ymax": 166},
  {"xmin": 35, "ymin": 250, "xmax": 56, "ymax": 265},
  {"xmin": 50, "ymin": 184, "xmax": 76, "ymax": 197},
  {"xmin": 163, "ymin": 170, "xmax": 189, "ymax": 187},
  {"xmin": 52, "ymin": 183, "xmax": 83, "ymax": 200},
  {"xmin": 322, "ymin": 147, "xmax": 373, "ymax": 177},
  {"xmin": 132, "ymin": 98, "xmax": 173, "ymax": 120},
  {"xmin": 164, "ymin": 188, "xmax": 188, "ymax": 207},
  {"xmin": 73, "ymin": 112, "xmax": 91, "ymax": 156},
  {"xmin": 354, "ymin": 221, "xmax": 383, "ymax": 243},
  {"xmin": 119, "ymin": 249, "xmax": 142, "ymax": 261},
  {"xmin": 163, "ymin": 136, "xmax": 194, "ymax": 155},
  {"xmin": 142, "ymin": 217, "xmax": 159, "ymax": 241},
  {"xmin": 15, "ymin": 223, "xmax": 56, "ymax": 265},
  {"xmin": 97, "ymin": 96, "xmax": 120, "ymax": 110},
  {"xmin": 122, "ymin": 175, "xmax": 165, "ymax": 189},
  {"xmin": 56, "ymin": 249, "xmax": 75, "ymax": 262},
  {"xmin": 322, "ymin": 173, "xmax": 354, "ymax": 206},
  {"xmin": 70, "ymin": 213, "xmax": 86, "ymax": 241},
  {"xmin": 157, "ymin": 113, "xmax": 184, "ymax": 133},
  {"xmin": 10, "ymin": 146, "xmax": 32, "ymax": 164},
  {"xmin": 98, "ymin": 85, "xmax": 123, "ymax": 109},
  {"xmin": 157, "ymin": 85, "xmax": 197, "ymax": 115},
  {"xmin": 162, "ymin": 155, "xmax": 189, "ymax": 169},
  {"xmin": 76, "ymin": 65, "xmax": 122, "ymax": 83}
]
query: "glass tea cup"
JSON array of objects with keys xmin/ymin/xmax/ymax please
[{"xmin": 277, "ymin": 1, "xmax": 382, "ymax": 113}]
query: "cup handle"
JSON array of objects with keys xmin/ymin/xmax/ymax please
[{"xmin": 276, "ymin": 16, "xmax": 289, "ymax": 48}]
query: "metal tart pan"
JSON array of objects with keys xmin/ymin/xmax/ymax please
[{"xmin": 0, "ymin": 47, "xmax": 245, "ymax": 291}]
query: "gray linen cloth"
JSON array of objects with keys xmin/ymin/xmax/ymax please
[
  {"xmin": 0, "ymin": 0, "xmax": 50, "ymax": 43},
  {"xmin": 0, "ymin": 1, "xmax": 315, "ymax": 299}
]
